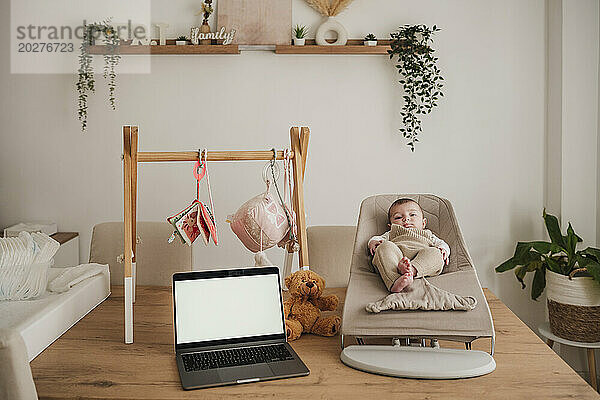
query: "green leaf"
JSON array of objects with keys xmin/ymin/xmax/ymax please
[
  {"xmin": 569, "ymin": 223, "xmax": 583, "ymax": 242},
  {"xmin": 531, "ymin": 267, "xmax": 546, "ymax": 300},
  {"xmin": 514, "ymin": 241, "xmax": 558, "ymax": 256},
  {"xmin": 565, "ymin": 223, "xmax": 580, "ymax": 257},
  {"xmin": 544, "ymin": 256, "xmax": 562, "ymax": 273},
  {"xmin": 516, "ymin": 260, "xmax": 543, "ymax": 288},
  {"xmin": 530, "ymin": 241, "xmax": 561, "ymax": 254},
  {"xmin": 515, "ymin": 265, "xmax": 529, "ymax": 289},
  {"xmin": 513, "ymin": 242, "xmax": 531, "ymax": 259},
  {"xmin": 496, "ymin": 257, "xmax": 519, "ymax": 272},
  {"xmin": 543, "ymin": 210, "xmax": 566, "ymax": 249},
  {"xmin": 586, "ymin": 261, "xmax": 600, "ymax": 284},
  {"xmin": 497, "ymin": 249, "xmax": 541, "ymax": 273},
  {"xmin": 581, "ymin": 247, "xmax": 600, "ymax": 262}
]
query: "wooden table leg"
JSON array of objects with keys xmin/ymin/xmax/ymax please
[
  {"xmin": 587, "ymin": 348, "xmax": 597, "ymax": 391},
  {"xmin": 546, "ymin": 339, "xmax": 554, "ymax": 348}
]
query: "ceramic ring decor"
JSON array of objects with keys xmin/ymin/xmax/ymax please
[{"xmin": 315, "ymin": 17, "xmax": 348, "ymax": 46}]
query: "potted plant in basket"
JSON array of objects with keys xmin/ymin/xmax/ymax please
[
  {"xmin": 293, "ymin": 24, "xmax": 308, "ymax": 46},
  {"xmin": 176, "ymin": 36, "xmax": 188, "ymax": 45},
  {"xmin": 364, "ymin": 33, "xmax": 377, "ymax": 46},
  {"xmin": 495, "ymin": 210, "xmax": 600, "ymax": 342}
]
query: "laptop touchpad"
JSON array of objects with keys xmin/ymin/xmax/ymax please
[{"xmin": 218, "ymin": 364, "xmax": 273, "ymax": 382}]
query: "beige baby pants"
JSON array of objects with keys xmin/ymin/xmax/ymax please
[{"xmin": 372, "ymin": 225, "xmax": 444, "ymax": 291}]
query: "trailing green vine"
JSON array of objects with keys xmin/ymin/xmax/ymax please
[
  {"xmin": 389, "ymin": 24, "xmax": 444, "ymax": 151},
  {"xmin": 76, "ymin": 19, "xmax": 120, "ymax": 132}
]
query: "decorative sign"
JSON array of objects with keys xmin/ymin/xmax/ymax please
[
  {"xmin": 190, "ymin": 26, "xmax": 236, "ymax": 45},
  {"xmin": 154, "ymin": 22, "xmax": 169, "ymax": 45},
  {"xmin": 130, "ymin": 38, "xmax": 150, "ymax": 46}
]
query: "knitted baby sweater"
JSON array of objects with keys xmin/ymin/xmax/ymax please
[{"xmin": 368, "ymin": 227, "xmax": 450, "ymax": 256}]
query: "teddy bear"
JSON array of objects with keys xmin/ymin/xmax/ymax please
[{"xmin": 283, "ymin": 269, "xmax": 342, "ymax": 341}]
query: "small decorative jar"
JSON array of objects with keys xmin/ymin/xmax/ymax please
[{"xmin": 200, "ymin": 22, "xmax": 211, "ymax": 45}]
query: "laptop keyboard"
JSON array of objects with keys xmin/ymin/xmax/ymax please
[{"xmin": 182, "ymin": 344, "xmax": 294, "ymax": 372}]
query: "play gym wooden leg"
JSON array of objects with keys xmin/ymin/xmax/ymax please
[
  {"xmin": 290, "ymin": 127, "xmax": 309, "ymax": 268},
  {"xmin": 131, "ymin": 127, "xmax": 138, "ymax": 304},
  {"xmin": 131, "ymin": 261, "xmax": 136, "ymax": 303},
  {"xmin": 285, "ymin": 126, "xmax": 310, "ymax": 274},
  {"xmin": 123, "ymin": 126, "xmax": 134, "ymax": 344},
  {"xmin": 587, "ymin": 348, "xmax": 597, "ymax": 391},
  {"xmin": 299, "ymin": 127, "xmax": 309, "ymax": 176}
]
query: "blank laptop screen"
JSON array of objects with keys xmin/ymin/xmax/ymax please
[{"xmin": 174, "ymin": 274, "xmax": 285, "ymax": 345}]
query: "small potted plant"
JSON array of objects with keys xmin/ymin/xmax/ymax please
[
  {"xmin": 293, "ymin": 24, "xmax": 308, "ymax": 46},
  {"xmin": 176, "ymin": 36, "xmax": 188, "ymax": 45},
  {"xmin": 364, "ymin": 33, "xmax": 377, "ymax": 46},
  {"xmin": 495, "ymin": 210, "xmax": 600, "ymax": 342}
]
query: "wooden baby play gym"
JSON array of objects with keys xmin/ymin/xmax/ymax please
[{"xmin": 121, "ymin": 125, "xmax": 310, "ymax": 344}]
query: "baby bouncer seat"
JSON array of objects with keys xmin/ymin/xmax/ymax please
[{"xmin": 340, "ymin": 194, "xmax": 495, "ymax": 379}]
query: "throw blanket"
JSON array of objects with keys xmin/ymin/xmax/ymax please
[
  {"xmin": 48, "ymin": 263, "xmax": 107, "ymax": 293},
  {"xmin": 365, "ymin": 278, "xmax": 477, "ymax": 313}
]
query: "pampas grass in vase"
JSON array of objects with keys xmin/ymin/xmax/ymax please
[{"xmin": 305, "ymin": 0, "xmax": 354, "ymax": 45}]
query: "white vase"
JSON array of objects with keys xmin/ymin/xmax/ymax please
[
  {"xmin": 315, "ymin": 16, "xmax": 348, "ymax": 46},
  {"xmin": 293, "ymin": 38, "xmax": 305, "ymax": 46},
  {"xmin": 364, "ymin": 40, "xmax": 377, "ymax": 46},
  {"xmin": 175, "ymin": 41, "xmax": 187, "ymax": 46}
]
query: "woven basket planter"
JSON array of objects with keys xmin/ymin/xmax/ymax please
[{"xmin": 546, "ymin": 270, "xmax": 600, "ymax": 342}]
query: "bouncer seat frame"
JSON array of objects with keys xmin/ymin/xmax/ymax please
[{"xmin": 340, "ymin": 194, "xmax": 495, "ymax": 379}]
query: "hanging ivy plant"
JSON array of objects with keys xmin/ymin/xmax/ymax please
[
  {"xmin": 389, "ymin": 24, "xmax": 444, "ymax": 151},
  {"xmin": 76, "ymin": 19, "xmax": 121, "ymax": 132}
]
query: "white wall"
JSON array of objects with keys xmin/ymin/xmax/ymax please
[
  {"xmin": 546, "ymin": 0, "xmax": 562, "ymax": 216},
  {"xmin": 1, "ymin": 0, "xmax": 549, "ymax": 338},
  {"xmin": 561, "ymin": 0, "xmax": 598, "ymax": 246},
  {"xmin": 598, "ymin": 0, "xmax": 600, "ymax": 250},
  {"xmin": 548, "ymin": 0, "xmax": 599, "ymax": 376}
]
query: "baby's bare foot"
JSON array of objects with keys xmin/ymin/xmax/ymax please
[
  {"xmin": 397, "ymin": 257, "xmax": 413, "ymax": 275},
  {"xmin": 390, "ymin": 274, "xmax": 413, "ymax": 293}
]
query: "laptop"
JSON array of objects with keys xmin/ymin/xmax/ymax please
[{"xmin": 172, "ymin": 266, "xmax": 309, "ymax": 390}]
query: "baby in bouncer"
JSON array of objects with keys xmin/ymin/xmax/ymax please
[{"xmin": 368, "ymin": 198, "xmax": 450, "ymax": 293}]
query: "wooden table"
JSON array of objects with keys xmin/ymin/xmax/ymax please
[{"xmin": 31, "ymin": 287, "xmax": 600, "ymax": 399}]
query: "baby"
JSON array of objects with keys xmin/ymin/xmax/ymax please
[{"xmin": 368, "ymin": 198, "xmax": 450, "ymax": 293}]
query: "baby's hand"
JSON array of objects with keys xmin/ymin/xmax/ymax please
[
  {"xmin": 369, "ymin": 239, "xmax": 384, "ymax": 255},
  {"xmin": 438, "ymin": 247, "xmax": 449, "ymax": 265}
]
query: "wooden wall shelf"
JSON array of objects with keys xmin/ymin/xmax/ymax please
[
  {"xmin": 88, "ymin": 44, "xmax": 240, "ymax": 55},
  {"xmin": 276, "ymin": 39, "xmax": 391, "ymax": 55},
  {"xmin": 275, "ymin": 44, "xmax": 390, "ymax": 54},
  {"xmin": 87, "ymin": 39, "xmax": 391, "ymax": 55}
]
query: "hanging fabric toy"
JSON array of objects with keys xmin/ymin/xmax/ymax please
[
  {"xmin": 167, "ymin": 149, "xmax": 218, "ymax": 246},
  {"xmin": 167, "ymin": 200, "xmax": 202, "ymax": 246},
  {"xmin": 195, "ymin": 149, "xmax": 218, "ymax": 245},
  {"xmin": 278, "ymin": 149, "xmax": 299, "ymax": 253},
  {"xmin": 228, "ymin": 149, "xmax": 297, "ymax": 257}
]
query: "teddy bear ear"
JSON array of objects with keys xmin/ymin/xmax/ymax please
[
  {"xmin": 317, "ymin": 274, "xmax": 325, "ymax": 289},
  {"xmin": 284, "ymin": 275, "xmax": 292, "ymax": 289}
]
